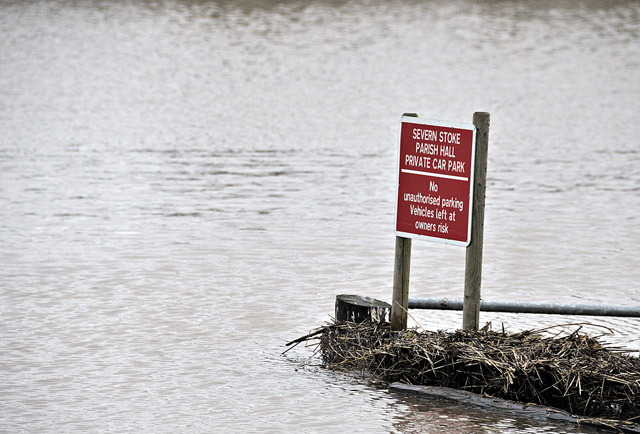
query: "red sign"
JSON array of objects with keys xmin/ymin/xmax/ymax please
[{"xmin": 395, "ymin": 117, "xmax": 476, "ymax": 246}]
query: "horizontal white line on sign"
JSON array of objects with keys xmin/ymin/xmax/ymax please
[{"xmin": 401, "ymin": 169, "xmax": 468, "ymax": 182}]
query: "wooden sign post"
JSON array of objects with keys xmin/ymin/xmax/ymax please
[
  {"xmin": 391, "ymin": 113, "xmax": 417, "ymax": 331},
  {"xmin": 391, "ymin": 112, "xmax": 490, "ymax": 331},
  {"xmin": 463, "ymin": 112, "xmax": 490, "ymax": 331}
]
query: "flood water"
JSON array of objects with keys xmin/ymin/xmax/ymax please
[{"xmin": 1, "ymin": 0, "xmax": 639, "ymax": 432}]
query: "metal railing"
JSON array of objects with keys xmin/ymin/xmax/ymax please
[{"xmin": 408, "ymin": 298, "xmax": 640, "ymax": 318}]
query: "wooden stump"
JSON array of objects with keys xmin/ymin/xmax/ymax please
[{"xmin": 335, "ymin": 295, "xmax": 391, "ymax": 323}]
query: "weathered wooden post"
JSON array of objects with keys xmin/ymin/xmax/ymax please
[
  {"xmin": 391, "ymin": 235, "xmax": 412, "ymax": 330},
  {"xmin": 391, "ymin": 113, "xmax": 418, "ymax": 331},
  {"xmin": 463, "ymin": 112, "xmax": 490, "ymax": 331}
]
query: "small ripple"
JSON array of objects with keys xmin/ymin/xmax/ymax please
[{"xmin": 165, "ymin": 212, "xmax": 202, "ymax": 217}]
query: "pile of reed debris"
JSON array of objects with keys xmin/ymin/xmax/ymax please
[{"xmin": 293, "ymin": 321, "xmax": 640, "ymax": 424}]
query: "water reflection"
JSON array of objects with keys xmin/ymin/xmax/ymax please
[{"xmin": 389, "ymin": 393, "xmax": 605, "ymax": 434}]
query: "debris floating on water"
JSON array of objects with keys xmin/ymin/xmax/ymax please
[{"xmin": 291, "ymin": 321, "xmax": 640, "ymax": 426}]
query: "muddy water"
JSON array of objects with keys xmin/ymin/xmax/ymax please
[{"xmin": 1, "ymin": 0, "xmax": 639, "ymax": 432}]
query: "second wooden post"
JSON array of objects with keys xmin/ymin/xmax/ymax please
[{"xmin": 462, "ymin": 112, "xmax": 490, "ymax": 331}]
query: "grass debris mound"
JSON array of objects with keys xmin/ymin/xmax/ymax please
[{"xmin": 317, "ymin": 321, "xmax": 640, "ymax": 422}]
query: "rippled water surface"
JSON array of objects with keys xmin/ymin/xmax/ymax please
[{"xmin": 1, "ymin": 0, "xmax": 639, "ymax": 432}]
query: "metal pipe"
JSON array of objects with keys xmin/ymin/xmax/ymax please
[{"xmin": 408, "ymin": 298, "xmax": 640, "ymax": 318}]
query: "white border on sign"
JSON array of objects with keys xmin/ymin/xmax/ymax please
[{"xmin": 394, "ymin": 115, "xmax": 477, "ymax": 247}]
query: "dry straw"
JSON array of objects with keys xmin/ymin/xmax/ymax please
[{"xmin": 291, "ymin": 321, "xmax": 640, "ymax": 423}]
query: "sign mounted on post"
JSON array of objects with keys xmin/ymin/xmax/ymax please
[{"xmin": 395, "ymin": 116, "xmax": 477, "ymax": 246}]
